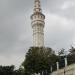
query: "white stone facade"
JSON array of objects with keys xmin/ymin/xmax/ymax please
[
  {"xmin": 31, "ymin": 0, "xmax": 45, "ymax": 47},
  {"xmin": 51, "ymin": 63, "xmax": 75, "ymax": 75}
]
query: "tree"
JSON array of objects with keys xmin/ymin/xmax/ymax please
[
  {"xmin": 14, "ymin": 68, "xmax": 24, "ymax": 75},
  {"xmin": 0, "ymin": 65, "xmax": 14, "ymax": 75},
  {"xmin": 67, "ymin": 46, "xmax": 75, "ymax": 65},
  {"xmin": 69, "ymin": 46, "xmax": 75, "ymax": 54},
  {"xmin": 58, "ymin": 48, "xmax": 65, "ymax": 56},
  {"xmin": 22, "ymin": 47, "xmax": 58, "ymax": 75}
]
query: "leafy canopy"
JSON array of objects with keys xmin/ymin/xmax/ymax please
[{"xmin": 22, "ymin": 47, "xmax": 58, "ymax": 75}]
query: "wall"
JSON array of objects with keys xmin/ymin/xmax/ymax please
[{"xmin": 51, "ymin": 63, "xmax": 75, "ymax": 75}]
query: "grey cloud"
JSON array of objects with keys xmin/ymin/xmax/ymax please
[
  {"xmin": 46, "ymin": 0, "xmax": 75, "ymax": 19},
  {"xmin": 0, "ymin": 0, "xmax": 75, "ymax": 68},
  {"xmin": 0, "ymin": 0, "xmax": 33, "ymax": 67},
  {"xmin": 45, "ymin": 13, "xmax": 75, "ymax": 51}
]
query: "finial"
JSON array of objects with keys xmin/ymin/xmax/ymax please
[{"xmin": 34, "ymin": 0, "xmax": 42, "ymax": 13}]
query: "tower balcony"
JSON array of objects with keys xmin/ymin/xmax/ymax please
[
  {"xmin": 31, "ymin": 12, "xmax": 45, "ymax": 20},
  {"xmin": 31, "ymin": 20, "xmax": 45, "ymax": 28}
]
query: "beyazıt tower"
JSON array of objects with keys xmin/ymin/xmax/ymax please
[{"xmin": 31, "ymin": 0, "xmax": 45, "ymax": 47}]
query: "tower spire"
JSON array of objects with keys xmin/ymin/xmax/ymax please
[
  {"xmin": 34, "ymin": 0, "xmax": 42, "ymax": 13},
  {"xmin": 31, "ymin": 0, "xmax": 45, "ymax": 47}
]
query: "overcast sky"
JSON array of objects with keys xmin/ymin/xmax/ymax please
[{"xmin": 0, "ymin": 0, "xmax": 75, "ymax": 68}]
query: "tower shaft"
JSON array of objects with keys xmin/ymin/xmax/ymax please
[{"xmin": 31, "ymin": 0, "xmax": 45, "ymax": 47}]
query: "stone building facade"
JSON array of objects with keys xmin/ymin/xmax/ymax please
[{"xmin": 31, "ymin": 0, "xmax": 45, "ymax": 47}]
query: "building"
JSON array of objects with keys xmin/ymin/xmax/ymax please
[{"xmin": 31, "ymin": 0, "xmax": 45, "ymax": 47}]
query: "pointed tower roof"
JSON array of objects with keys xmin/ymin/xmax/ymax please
[
  {"xmin": 31, "ymin": 0, "xmax": 45, "ymax": 19},
  {"xmin": 34, "ymin": 0, "xmax": 42, "ymax": 13}
]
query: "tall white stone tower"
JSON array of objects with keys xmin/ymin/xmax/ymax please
[{"xmin": 31, "ymin": 0, "xmax": 45, "ymax": 47}]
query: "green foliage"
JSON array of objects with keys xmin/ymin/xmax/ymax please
[
  {"xmin": 14, "ymin": 68, "xmax": 24, "ymax": 75},
  {"xmin": 69, "ymin": 46, "xmax": 75, "ymax": 54},
  {"xmin": 22, "ymin": 47, "xmax": 58, "ymax": 75},
  {"xmin": 0, "ymin": 65, "xmax": 24, "ymax": 75},
  {"xmin": 0, "ymin": 65, "xmax": 14, "ymax": 75},
  {"xmin": 58, "ymin": 48, "xmax": 65, "ymax": 56}
]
